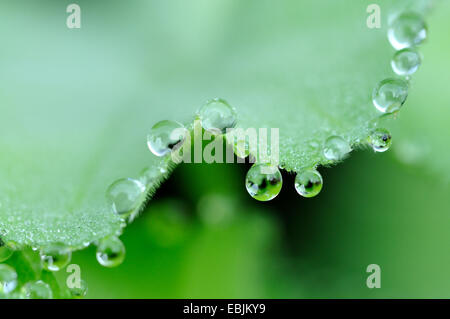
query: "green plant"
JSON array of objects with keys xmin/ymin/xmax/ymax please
[{"xmin": 0, "ymin": 0, "xmax": 438, "ymax": 298}]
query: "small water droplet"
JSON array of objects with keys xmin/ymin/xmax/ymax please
[
  {"xmin": 198, "ymin": 98, "xmax": 237, "ymax": 134},
  {"xmin": 69, "ymin": 279, "xmax": 88, "ymax": 299},
  {"xmin": 245, "ymin": 163, "xmax": 282, "ymax": 201},
  {"xmin": 391, "ymin": 48, "xmax": 421, "ymax": 76},
  {"xmin": 96, "ymin": 236, "xmax": 125, "ymax": 268},
  {"xmin": 139, "ymin": 167, "xmax": 160, "ymax": 185},
  {"xmin": 323, "ymin": 136, "xmax": 352, "ymax": 161},
  {"xmin": 369, "ymin": 128, "xmax": 392, "ymax": 152},
  {"xmin": 147, "ymin": 120, "xmax": 187, "ymax": 156},
  {"xmin": 372, "ymin": 78, "xmax": 408, "ymax": 113},
  {"xmin": 388, "ymin": 12, "xmax": 427, "ymax": 50},
  {"xmin": 0, "ymin": 264, "xmax": 18, "ymax": 294},
  {"xmin": 0, "ymin": 244, "xmax": 13, "ymax": 263},
  {"xmin": 232, "ymin": 137, "xmax": 250, "ymax": 158},
  {"xmin": 106, "ymin": 178, "xmax": 146, "ymax": 217},
  {"xmin": 159, "ymin": 166, "xmax": 168, "ymax": 174},
  {"xmin": 21, "ymin": 280, "xmax": 53, "ymax": 299},
  {"xmin": 40, "ymin": 243, "xmax": 72, "ymax": 272},
  {"xmin": 294, "ymin": 169, "xmax": 323, "ymax": 198}
]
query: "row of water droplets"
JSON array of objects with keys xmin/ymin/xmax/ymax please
[
  {"xmin": 106, "ymin": 98, "xmax": 239, "ymax": 219},
  {"xmin": 0, "ymin": 240, "xmax": 93, "ymax": 298},
  {"xmin": 147, "ymin": 12, "xmax": 423, "ymax": 202},
  {"xmin": 368, "ymin": 11, "xmax": 426, "ymax": 152},
  {"xmin": 141, "ymin": 98, "xmax": 326, "ymax": 202},
  {"xmin": 2, "ymin": 11, "xmax": 427, "ymax": 298},
  {"xmin": 0, "ymin": 232, "xmax": 128, "ymax": 298}
]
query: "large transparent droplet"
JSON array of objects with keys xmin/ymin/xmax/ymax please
[
  {"xmin": 40, "ymin": 243, "xmax": 72, "ymax": 272},
  {"xmin": 0, "ymin": 264, "xmax": 18, "ymax": 294},
  {"xmin": 245, "ymin": 163, "xmax": 282, "ymax": 201},
  {"xmin": 147, "ymin": 120, "xmax": 187, "ymax": 156},
  {"xmin": 96, "ymin": 236, "xmax": 126, "ymax": 268},
  {"xmin": 388, "ymin": 12, "xmax": 427, "ymax": 50},
  {"xmin": 294, "ymin": 169, "xmax": 323, "ymax": 198},
  {"xmin": 69, "ymin": 279, "xmax": 88, "ymax": 299},
  {"xmin": 372, "ymin": 78, "xmax": 408, "ymax": 113},
  {"xmin": 0, "ymin": 243, "xmax": 13, "ymax": 262},
  {"xmin": 323, "ymin": 136, "xmax": 352, "ymax": 161},
  {"xmin": 21, "ymin": 280, "xmax": 53, "ymax": 299},
  {"xmin": 198, "ymin": 98, "xmax": 237, "ymax": 134},
  {"xmin": 369, "ymin": 128, "xmax": 392, "ymax": 152},
  {"xmin": 391, "ymin": 48, "xmax": 421, "ymax": 76},
  {"xmin": 106, "ymin": 178, "xmax": 146, "ymax": 216}
]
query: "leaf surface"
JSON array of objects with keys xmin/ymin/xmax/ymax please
[{"xmin": 0, "ymin": 0, "xmax": 431, "ymax": 248}]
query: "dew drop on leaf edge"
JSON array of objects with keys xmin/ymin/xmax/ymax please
[
  {"xmin": 245, "ymin": 163, "xmax": 282, "ymax": 201},
  {"xmin": 69, "ymin": 279, "xmax": 88, "ymax": 299},
  {"xmin": 294, "ymin": 169, "xmax": 323, "ymax": 198},
  {"xmin": 391, "ymin": 48, "xmax": 421, "ymax": 76},
  {"xmin": 147, "ymin": 120, "xmax": 187, "ymax": 157},
  {"xmin": 388, "ymin": 11, "xmax": 427, "ymax": 50},
  {"xmin": 198, "ymin": 98, "xmax": 237, "ymax": 135},
  {"xmin": 96, "ymin": 236, "xmax": 126, "ymax": 268},
  {"xmin": 106, "ymin": 178, "xmax": 146, "ymax": 217},
  {"xmin": 372, "ymin": 78, "xmax": 408, "ymax": 114},
  {"xmin": 231, "ymin": 135, "xmax": 250, "ymax": 158},
  {"xmin": 323, "ymin": 136, "xmax": 352, "ymax": 161},
  {"xmin": 369, "ymin": 128, "xmax": 392, "ymax": 152},
  {"xmin": 40, "ymin": 243, "xmax": 72, "ymax": 272},
  {"xmin": 139, "ymin": 166, "xmax": 160, "ymax": 185}
]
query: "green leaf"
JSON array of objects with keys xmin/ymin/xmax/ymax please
[
  {"xmin": 390, "ymin": 0, "xmax": 450, "ymax": 183},
  {"xmin": 0, "ymin": 0, "xmax": 432, "ymax": 248}
]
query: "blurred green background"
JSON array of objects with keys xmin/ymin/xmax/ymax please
[{"xmin": 2, "ymin": 0, "xmax": 450, "ymax": 298}]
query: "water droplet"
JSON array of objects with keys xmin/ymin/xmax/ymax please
[
  {"xmin": 372, "ymin": 78, "xmax": 408, "ymax": 113},
  {"xmin": 388, "ymin": 12, "xmax": 427, "ymax": 50},
  {"xmin": 69, "ymin": 279, "xmax": 88, "ymax": 299},
  {"xmin": 245, "ymin": 163, "xmax": 282, "ymax": 201},
  {"xmin": 369, "ymin": 128, "xmax": 392, "ymax": 152},
  {"xmin": 106, "ymin": 178, "xmax": 146, "ymax": 217},
  {"xmin": 147, "ymin": 120, "xmax": 187, "ymax": 156},
  {"xmin": 198, "ymin": 98, "xmax": 237, "ymax": 134},
  {"xmin": 0, "ymin": 264, "xmax": 18, "ymax": 294},
  {"xmin": 0, "ymin": 244, "xmax": 13, "ymax": 262},
  {"xmin": 294, "ymin": 169, "xmax": 323, "ymax": 198},
  {"xmin": 323, "ymin": 136, "xmax": 352, "ymax": 161},
  {"xmin": 40, "ymin": 243, "xmax": 72, "ymax": 272},
  {"xmin": 139, "ymin": 167, "xmax": 159, "ymax": 185},
  {"xmin": 159, "ymin": 166, "xmax": 168, "ymax": 174},
  {"xmin": 21, "ymin": 280, "xmax": 53, "ymax": 299},
  {"xmin": 391, "ymin": 48, "xmax": 421, "ymax": 76},
  {"xmin": 232, "ymin": 137, "xmax": 250, "ymax": 158},
  {"xmin": 96, "ymin": 236, "xmax": 126, "ymax": 268}
]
